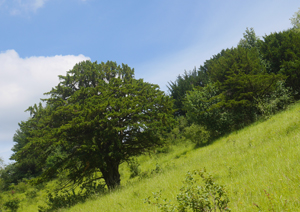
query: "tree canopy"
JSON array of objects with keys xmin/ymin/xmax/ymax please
[
  {"xmin": 290, "ymin": 8, "xmax": 300, "ymax": 31},
  {"xmin": 259, "ymin": 29, "xmax": 300, "ymax": 97},
  {"xmin": 167, "ymin": 68, "xmax": 208, "ymax": 116},
  {"xmin": 166, "ymin": 24, "xmax": 299, "ymax": 139},
  {"xmin": 184, "ymin": 45, "xmax": 285, "ymax": 136},
  {"xmin": 13, "ymin": 60, "xmax": 175, "ymax": 189}
]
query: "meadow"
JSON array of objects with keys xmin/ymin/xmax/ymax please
[
  {"xmin": 61, "ymin": 101, "xmax": 300, "ymax": 211},
  {"xmin": 2, "ymin": 102, "xmax": 300, "ymax": 211}
]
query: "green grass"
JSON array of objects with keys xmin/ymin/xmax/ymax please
[
  {"xmin": 2, "ymin": 102, "xmax": 300, "ymax": 211},
  {"xmin": 60, "ymin": 102, "xmax": 300, "ymax": 211}
]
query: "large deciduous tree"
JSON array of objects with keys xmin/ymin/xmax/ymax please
[{"xmin": 15, "ymin": 60, "xmax": 174, "ymax": 189}]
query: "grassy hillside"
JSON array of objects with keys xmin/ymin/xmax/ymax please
[
  {"xmin": 2, "ymin": 102, "xmax": 300, "ymax": 211},
  {"xmin": 58, "ymin": 102, "xmax": 300, "ymax": 211}
]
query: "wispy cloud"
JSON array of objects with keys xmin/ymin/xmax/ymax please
[
  {"xmin": 0, "ymin": 0, "xmax": 48, "ymax": 15},
  {"xmin": 31, "ymin": 0, "xmax": 47, "ymax": 11}
]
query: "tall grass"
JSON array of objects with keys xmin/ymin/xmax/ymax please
[
  {"xmin": 3, "ymin": 102, "xmax": 300, "ymax": 211},
  {"xmin": 59, "ymin": 102, "xmax": 300, "ymax": 211}
]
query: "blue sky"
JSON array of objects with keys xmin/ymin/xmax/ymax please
[{"xmin": 0, "ymin": 0, "xmax": 299, "ymax": 164}]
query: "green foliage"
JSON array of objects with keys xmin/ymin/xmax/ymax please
[
  {"xmin": 5, "ymin": 11, "xmax": 300, "ymax": 212},
  {"xmin": 259, "ymin": 30, "xmax": 300, "ymax": 97},
  {"xmin": 238, "ymin": 27, "xmax": 260, "ymax": 49},
  {"xmin": 45, "ymin": 146, "xmax": 68, "ymax": 170},
  {"xmin": 255, "ymin": 81, "xmax": 294, "ymax": 118},
  {"xmin": 164, "ymin": 116, "xmax": 188, "ymax": 145},
  {"xmin": 0, "ymin": 157, "xmax": 5, "ymax": 191},
  {"xmin": 290, "ymin": 8, "xmax": 300, "ymax": 31},
  {"xmin": 13, "ymin": 60, "xmax": 175, "ymax": 190},
  {"xmin": 183, "ymin": 124, "xmax": 210, "ymax": 146},
  {"xmin": 165, "ymin": 128, "xmax": 180, "ymax": 145},
  {"xmin": 38, "ymin": 181, "xmax": 105, "ymax": 212},
  {"xmin": 127, "ymin": 158, "xmax": 140, "ymax": 179},
  {"xmin": 0, "ymin": 157, "xmax": 4, "ymax": 169},
  {"xmin": 9, "ymin": 106, "xmax": 44, "ymax": 182},
  {"xmin": 1, "ymin": 105, "xmax": 45, "ymax": 187},
  {"xmin": 171, "ymin": 26, "xmax": 299, "ymax": 139},
  {"xmin": 168, "ymin": 68, "xmax": 208, "ymax": 116},
  {"xmin": 176, "ymin": 116, "xmax": 188, "ymax": 132},
  {"xmin": 156, "ymin": 145, "xmax": 171, "ymax": 154},
  {"xmin": 134, "ymin": 163, "xmax": 166, "ymax": 180},
  {"xmin": 0, "ymin": 164, "xmax": 19, "ymax": 190},
  {"xmin": 4, "ymin": 102, "xmax": 300, "ymax": 211},
  {"xmin": 145, "ymin": 168, "xmax": 230, "ymax": 211},
  {"xmin": 184, "ymin": 83, "xmax": 233, "ymax": 136},
  {"xmin": 14, "ymin": 180, "xmax": 30, "ymax": 193},
  {"xmin": 25, "ymin": 188, "xmax": 38, "ymax": 199},
  {"xmin": 3, "ymin": 197, "xmax": 21, "ymax": 212},
  {"xmin": 185, "ymin": 46, "xmax": 285, "ymax": 135}
]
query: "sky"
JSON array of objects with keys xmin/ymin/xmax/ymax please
[{"xmin": 0, "ymin": 0, "xmax": 299, "ymax": 164}]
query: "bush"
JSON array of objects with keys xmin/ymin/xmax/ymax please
[
  {"xmin": 156, "ymin": 145, "xmax": 171, "ymax": 154},
  {"xmin": 184, "ymin": 124, "xmax": 210, "ymax": 146},
  {"xmin": 127, "ymin": 158, "xmax": 140, "ymax": 179},
  {"xmin": 38, "ymin": 181, "xmax": 106, "ymax": 212},
  {"xmin": 184, "ymin": 83, "xmax": 234, "ymax": 137},
  {"xmin": 25, "ymin": 188, "xmax": 38, "ymax": 199},
  {"xmin": 15, "ymin": 180, "xmax": 30, "ymax": 193},
  {"xmin": 145, "ymin": 168, "xmax": 230, "ymax": 211},
  {"xmin": 3, "ymin": 198, "xmax": 21, "ymax": 212},
  {"xmin": 255, "ymin": 81, "xmax": 294, "ymax": 118}
]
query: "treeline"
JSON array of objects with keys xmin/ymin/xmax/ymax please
[{"xmin": 168, "ymin": 27, "xmax": 300, "ymax": 139}]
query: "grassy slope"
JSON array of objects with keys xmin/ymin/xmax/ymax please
[
  {"xmin": 60, "ymin": 102, "xmax": 300, "ymax": 211},
  {"xmin": 5, "ymin": 102, "xmax": 300, "ymax": 211}
]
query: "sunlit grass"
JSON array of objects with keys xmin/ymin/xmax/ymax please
[
  {"xmin": 3, "ymin": 102, "xmax": 300, "ymax": 211},
  {"xmin": 58, "ymin": 102, "xmax": 300, "ymax": 211}
]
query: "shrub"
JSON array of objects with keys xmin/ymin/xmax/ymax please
[
  {"xmin": 3, "ymin": 198, "xmax": 21, "ymax": 212},
  {"xmin": 184, "ymin": 124, "xmax": 210, "ymax": 146},
  {"xmin": 25, "ymin": 188, "xmax": 38, "ymax": 199},
  {"xmin": 38, "ymin": 181, "xmax": 105, "ymax": 212},
  {"xmin": 255, "ymin": 81, "xmax": 294, "ymax": 118},
  {"xmin": 184, "ymin": 83, "xmax": 234, "ymax": 137},
  {"xmin": 15, "ymin": 180, "xmax": 30, "ymax": 193},
  {"xmin": 127, "ymin": 158, "xmax": 141, "ymax": 179},
  {"xmin": 156, "ymin": 145, "xmax": 171, "ymax": 154},
  {"xmin": 145, "ymin": 168, "xmax": 230, "ymax": 212},
  {"xmin": 167, "ymin": 116, "xmax": 189, "ymax": 144}
]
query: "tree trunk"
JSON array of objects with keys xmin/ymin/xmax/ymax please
[{"xmin": 100, "ymin": 160, "xmax": 121, "ymax": 190}]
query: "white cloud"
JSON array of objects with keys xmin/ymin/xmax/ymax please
[
  {"xmin": 18, "ymin": 0, "xmax": 48, "ymax": 11},
  {"xmin": 31, "ymin": 0, "xmax": 47, "ymax": 11},
  {"xmin": 0, "ymin": 0, "xmax": 48, "ymax": 15},
  {"xmin": 0, "ymin": 50, "xmax": 90, "ymax": 109},
  {"xmin": 0, "ymin": 50, "xmax": 90, "ymax": 163}
]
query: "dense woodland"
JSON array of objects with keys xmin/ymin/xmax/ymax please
[{"xmin": 1, "ymin": 9, "xmax": 300, "ymax": 212}]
